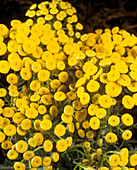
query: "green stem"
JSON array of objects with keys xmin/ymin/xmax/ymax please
[
  {"xmin": 33, "ymin": 146, "xmax": 44, "ymax": 152},
  {"xmin": 49, "ymin": 133, "xmax": 57, "ymax": 143},
  {"xmin": 117, "ymin": 126, "xmax": 123, "ymax": 132}
]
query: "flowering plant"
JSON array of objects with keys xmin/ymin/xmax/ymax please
[{"xmin": 0, "ymin": 0, "xmax": 137, "ymax": 169}]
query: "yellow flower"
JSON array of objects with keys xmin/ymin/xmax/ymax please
[
  {"xmin": 88, "ymin": 104, "xmax": 99, "ymax": 116},
  {"xmin": 20, "ymin": 68, "xmax": 32, "ymax": 80},
  {"xmin": 0, "ymin": 60, "xmax": 10, "ymax": 74},
  {"xmin": 122, "ymin": 130, "xmax": 132, "ymax": 140},
  {"xmin": 67, "ymin": 122, "xmax": 75, "ymax": 133},
  {"xmin": 78, "ymin": 129, "xmax": 85, "ymax": 138},
  {"xmin": 115, "ymin": 60, "xmax": 128, "ymax": 73},
  {"xmin": 105, "ymin": 132, "xmax": 117, "ymax": 143},
  {"xmin": 61, "ymin": 113, "xmax": 73, "ymax": 123},
  {"xmin": 108, "ymin": 115, "xmax": 120, "ymax": 127},
  {"xmin": 16, "ymin": 140, "xmax": 28, "ymax": 153},
  {"xmin": 23, "ymin": 151, "xmax": 35, "ymax": 161},
  {"xmin": 47, "ymin": 41, "xmax": 60, "ymax": 54},
  {"xmin": 40, "ymin": 119, "xmax": 52, "ymax": 131},
  {"xmin": 0, "ymin": 24, "xmax": 9, "ymax": 37},
  {"xmin": 41, "ymin": 94, "xmax": 53, "ymax": 105},
  {"xmin": 51, "ymin": 152, "xmax": 59, "ymax": 162},
  {"xmin": 127, "ymin": 81, "xmax": 137, "ymax": 92},
  {"xmin": 122, "ymin": 95, "xmax": 134, "ymax": 109},
  {"xmin": 25, "ymin": 107, "xmax": 38, "ymax": 119},
  {"xmin": 64, "ymin": 105, "xmax": 74, "ymax": 116},
  {"xmin": 42, "ymin": 156, "xmax": 51, "ymax": 167},
  {"xmin": 0, "ymin": 42, "xmax": 7, "ymax": 56},
  {"xmin": 31, "ymin": 156, "xmax": 42, "ymax": 168},
  {"xmin": 34, "ymin": 133, "xmax": 44, "ymax": 146},
  {"xmin": 54, "ymin": 91, "xmax": 66, "ymax": 101},
  {"xmin": 86, "ymin": 131, "xmax": 94, "ymax": 139},
  {"xmin": 0, "ymin": 131, "xmax": 5, "ymax": 143},
  {"xmin": 43, "ymin": 140, "xmax": 53, "ymax": 152},
  {"xmin": 28, "ymin": 138, "xmax": 37, "ymax": 148},
  {"xmin": 87, "ymin": 79, "xmax": 100, "ymax": 92},
  {"xmin": 38, "ymin": 105, "xmax": 47, "ymax": 115},
  {"xmin": 53, "ymin": 21, "xmax": 62, "ymax": 30},
  {"xmin": 1, "ymin": 140, "xmax": 12, "ymax": 150},
  {"xmin": 105, "ymin": 82, "xmax": 122, "ymax": 97},
  {"xmin": 46, "ymin": 59, "xmax": 57, "ymax": 70},
  {"xmin": 0, "ymin": 88, "xmax": 7, "ymax": 97},
  {"xmin": 56, "ymin": 139, "xmax": 68, "ymax": 152},
  {"xmin": 80, "ymin": 92, "xmax": 90, "ymax": 105},
  {"xmin": 63, "ymin": 43, "xmax": 74, "ymax": 55},
  {"xmin": 107, "ymin": 69, "xmax": 120, "ymax": 81},
  {"xmin": 89, "ymin": 116, "xmax": 100, "ymax": 130},
  {"xmin": 4, "ymin": 124, "xmax": 16, "ymax": 136},
  {"xmin": 99, "ymin": 95, "xmax": 112, "ymax": 108},
  {"xmin": 30, "ymin": 80, "xmax": 41, "ymax": 91},
  {"xmin": 92, "ymin": 93, "xmax": 101, "ymax": 104},
  {"xmin": 100, "ymin": 73, "xmax": 109, "ymax": 84},
  {"xmin": 7, "ymin": 149, "xmax": 18, "ymax": 160},
  {"xmin": 109, "ymin": 154, "xmax": 120, "ymax": 167},
  {"xmin": 12, "ymin": 112, "xmax": 25, "ymax": 124},
  {"xmin": 117, "ymin": 74, "xmax": 131, "ymax": 86},
  {"xmin": 21, "ymin": 119, "xmax": 32, "ymax": 130},
  {"xmin": 54, "ymin": 124, "xmax": 66, "ymax": 137},
  {"xmin": 96, "ymin": 108, "xmax": 106, "ymax": 119},
  {"xmin": 130, "ymin": 154, "xmax": 137, "ymax": 166},
  {"xmin": 59, "ymin": 71, "xmax": 68, "ymax": 83}
]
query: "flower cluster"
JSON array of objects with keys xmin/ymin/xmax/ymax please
[{"xmin": 0, "ymin": 0, "xmax": 137, "ymax": 169}]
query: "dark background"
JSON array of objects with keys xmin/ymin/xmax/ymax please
[{"xmin": 0, "ymin": 0, "xmax": 137, "ymax": 166}]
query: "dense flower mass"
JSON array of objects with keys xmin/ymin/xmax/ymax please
[{"xmin": 0, "ymin": 0, "xmax": 137, "ymax": 169}]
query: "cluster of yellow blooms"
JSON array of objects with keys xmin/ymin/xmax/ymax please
[{"xmin": 0, "ymin": 0, "xmax": 137, "ymax": 169}]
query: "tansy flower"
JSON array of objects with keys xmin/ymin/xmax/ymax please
[
  {"xmin": 87, "ymin": 79, "xmax": 100, "ymax": 92},
  {"xmin": 80, "ymin": 92, "xmax": 90, "ymax": 105},
  {"xmin": 108, "ymin": 115, "xmax": 120, "ymax": 127},
  {"xmin": 105, "ymin": 82, "xmax": 122, "ymax": 97},
  {"xmin": 64, "ymin": 105, "xmax": 74, "ymax": 116},
  {"xmin": 0, "ymin": 131, "xmax": 5, "ymax": 143},
  {"xmin": 23, "ymin": 151, "xmax": 35, "ymax": 161},
  {"xmin": 105, "ymin": 132, "xmax": 118, "ymax": 143},
  {"xmin": 42, "ymin": 156, "xmax": 51, "ymax": 167},
  {"xmin": 88, "ymin": 104, "xmax": 99, "ymax": 116},
  {"xmin": 43, "ymin": 140, "xmax": 53, "ymax": 152},
  {"xmin": 130, "ymin": 154, "xmax": 137, "ymax": 166},
  {"xmin": 21, "ymin": 119, "xmax": 32, "ymax": 130},
  {"xmin": 16, "ymin": 140, "xmax": 28, "ymax": 153},
  {"xmin": 34, "ymin": 133, "xmax": 44, "ymax": 146},
  {"xmin": 51, "ymin": 152, "xmax": 60, "ymax": 162},
  {"xmin": 56, "ymin": 139, "xmax": 68, "ymax": 152},
  {"xmin": 31, "ymin": 156, "xmax": 42, "ymax": 168},
  {"xmin": 54, "ymin": 91, "xmax": 66, "ymax": 101},
  {"xmin": 4, "ymin": 124, "xmax": 16, "ymax": 136},
  {"xmin": 122, "ymin": 95, "xmax": 134, "ymax": 109},
  {"xmin": 28, "ymin": 138, "xmax": 37, "ymax": 148},
  {"xmin": 89, "ymin": 116, "xmax": 100, "ymax": 130},
  {"xmin": 7, "ymin": 149, "xmax": 18, "ymax": 160},
  {"xmin": 109, "ymin": 154, "xmax": 120, "ymax": 167},
  {"xmin": 121, "ymin": 113, "xmax": 133, "ymax": 126},
  {"xmin": 1, "ymin": 140, "xmax": 12, "ymax": 150},
  {"xmin": 122, "ymin": 130, "xmax": 132, "ymax": 140},
  {"xmin": 61, "ymin": 113, "xmax": 73, "ymax": 123},
  {"xmin": 0, "ymin": 88, "xmax": 7, "ymax": 97},
  {"xmin": 99, "ymin": 94, "xmax": 112, "ymax": 108},
  {"xmin": 96, "ymin": 108, "xmax": 106, "ymax": 119},
  {"xmin": 40, "ymin": 119, "xmax": 52, "ymax": 131},
  {"xmin": 54, "ymin": 124, "xmax": 66, "ymax": 137}
]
